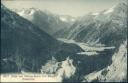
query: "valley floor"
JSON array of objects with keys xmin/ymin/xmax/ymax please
[{"xmin": 58, "ymin": 38, "xmax": 115, "ymax": 56}]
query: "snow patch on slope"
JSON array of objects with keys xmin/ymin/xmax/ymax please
[
  {"xmin": 104, "ymin": 5, "xmax": 115, "ymax": 14},
  {"xmin": 60, "ymin": 17, "xmax": 68, "ymax": 22},
  {"xmin": 92, "ymin": 12, "xmax": 99, "ymax": 16},
  {"xmin": 59, "ymin": 15, "xmax": 76, "ymax": 22},
  {"xmin": 77, "ymin": 51, "xmax": 98, "ymax": 56}
]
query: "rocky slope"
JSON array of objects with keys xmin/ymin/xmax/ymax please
[
  {"xmin": 66, "ymin": 0, "xmax": 127, "ymax": 47},
  {"xmin": 83, "ymin": 40, "xmax": 127, "ymax": 82}
]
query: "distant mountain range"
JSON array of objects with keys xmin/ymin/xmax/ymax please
[{"xmin": 12, "ymin": 8, "xmax": 75, "ymax": 36}]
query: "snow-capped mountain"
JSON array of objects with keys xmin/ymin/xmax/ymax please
[
  {"xmin": 12, "ymin": 8, "xmax": 74, "ymax": 35},
  {"xmin": 1, "ymin": 4, "xmax": 83, "ymax": 73},
  {"xmin": 65, "ymin": 0, "xmax": 127, "ymax": 47}
]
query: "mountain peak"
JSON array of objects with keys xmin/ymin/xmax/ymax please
[
  {"xmin": 20, "ymin": 8, "xmax": 39, "ymax": 15},
  {"xmin": 11, "ymin": 7, "xmax": 40, "ymax": 16}
]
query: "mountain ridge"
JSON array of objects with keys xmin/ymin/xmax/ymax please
[
  {"xmin": 11, "ymin": 7, "xmax": 75, "ymax": 36},
  {"xmin": 64, "ymin": 0, "xmax": 127, "ymax": 47}
]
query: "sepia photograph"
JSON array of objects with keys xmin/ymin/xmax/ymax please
[{"xmin": 1, "ymin": 0, "xmax": 127, "ymax": 82}]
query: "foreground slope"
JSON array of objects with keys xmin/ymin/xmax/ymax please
[{"xmin": 83, "ymin": 40, "xmax": 127, "ymax": 82}]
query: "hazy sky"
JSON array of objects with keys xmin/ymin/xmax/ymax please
[{"xmin": 2, "ymin": 0, "xmax": 120, "ymax": 17}]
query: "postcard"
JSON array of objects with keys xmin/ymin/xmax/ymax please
[{"xmin": 1, "ymin": 0, "xmax": 127, "ymax": 82}]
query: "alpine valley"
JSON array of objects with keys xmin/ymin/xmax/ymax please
[{"xmin": 1, "ymin": 0, "xmax": 127, "ymax": 82}]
